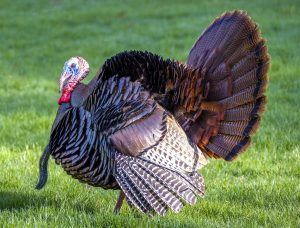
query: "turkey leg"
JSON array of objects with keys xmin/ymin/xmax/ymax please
[{"xmin": 113, "ymin": 191, "xmax": 125, "ymax": 214}]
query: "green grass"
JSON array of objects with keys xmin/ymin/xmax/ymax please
[{"xmin": 0, "ymin": 0, "xmax": 299, "ymax": 227}]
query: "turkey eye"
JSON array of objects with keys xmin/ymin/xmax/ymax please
[{"xmin": 71, "ymin": 63, "xmax": 76, "ymax": 68}]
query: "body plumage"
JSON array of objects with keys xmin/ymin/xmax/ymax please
[{"xmin": 36, "ymin": 11, "xmax": 269, "ymax": 216}]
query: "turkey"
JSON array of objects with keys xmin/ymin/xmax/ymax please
[{"xmin": 36, "ymin": 11, "xmax": 269, "ymax": 216}]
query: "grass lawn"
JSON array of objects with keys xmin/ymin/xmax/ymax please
[{"xmin": 0, "ymin": 0, "xmax": 299, "ymax": 227}]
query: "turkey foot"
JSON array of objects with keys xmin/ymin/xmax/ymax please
[{"xmin": 113, "ymin": 191, "xmax": 125, "ymax": 214}]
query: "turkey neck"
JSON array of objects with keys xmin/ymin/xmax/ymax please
[
  {"xmin": 71, "ymin": 82, "xmax": 96, "ymax": 107},
  {"xmin": 55, "ymin": 81, "xmax": 97, "ymax": 125}
]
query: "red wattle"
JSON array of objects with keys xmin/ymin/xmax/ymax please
[{"xmin": 58, "ymin": 91, "xmax": 71, "ymax": 105}]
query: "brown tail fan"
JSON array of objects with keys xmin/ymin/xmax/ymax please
[{"xmin": 186, "ymin": 11, "xmax": 270, "ymax": 161}]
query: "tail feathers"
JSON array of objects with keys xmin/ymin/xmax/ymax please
[
  {"xmin": 207, "ymin": 77, "xmax": 233, "ymax": 101},
  {"xmin": 219, "ymin": 118, "xmax": 261, "ymax": 136},
  {"xmin": 189, "ymin": 11, "xmax": 247, "ymax": 57},
  {"xmin": 231, "ymin": 42, "xmax": 268, "ymax": 80},
  {"xmin": 224, "ymin": 97, "xmax": 266, "ymax": 121},
  {"xmin": 187, "ymin": 11, "xmax": 270, "ymax": 160},
  {"xmin": 220, "ymin": 83, "xmax": 267, "ymax": 109},
  {"xmin": 206, "ymin": 136, "xmax": 251, "ymax": 160},
  {"xmin": 114, "ymin": 154, "xmax": 204, "ymax": 215},
  {"xmin": 232, "ymin": 62, "xmax": 268, "ymax": 94},
  {"xmin": 226, "ymin": 31, "xmax": 261, "ymax": 68}
]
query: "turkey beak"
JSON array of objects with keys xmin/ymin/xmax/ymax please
[{"xmin": 59, "ymin": 71, "xmax": 72, "ymax": 92}]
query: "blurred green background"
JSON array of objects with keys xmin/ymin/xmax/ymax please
[{"xmin": 0, "ymin": 0, "xmax": 299, "ymax": 227}]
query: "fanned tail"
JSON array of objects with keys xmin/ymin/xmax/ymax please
[{"xmin": 187, "ymin": 11, "xmax": 270, "ymax": 161}]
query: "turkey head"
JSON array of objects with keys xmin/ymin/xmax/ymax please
[{"xmin": 58, "ymin": 57, "xmax": 90, "ymax": 105}]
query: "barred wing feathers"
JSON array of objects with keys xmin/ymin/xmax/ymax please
[{"xmin": 114, "ymin": 114, "xmax": 207, "ymax": 215}]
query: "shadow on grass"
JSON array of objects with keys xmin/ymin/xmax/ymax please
[{"xmin": 0, "ymin": 191, "xmax": 97, "ymax": 214}]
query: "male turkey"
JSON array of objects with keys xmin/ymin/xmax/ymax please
[{"xmin": 36, "ymin": 11, "xmax": 269, "ymax": 216}]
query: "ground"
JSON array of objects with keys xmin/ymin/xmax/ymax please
[{"xmin": 0, "ymin": 0, "xmax": 299, "ymax": 227}]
